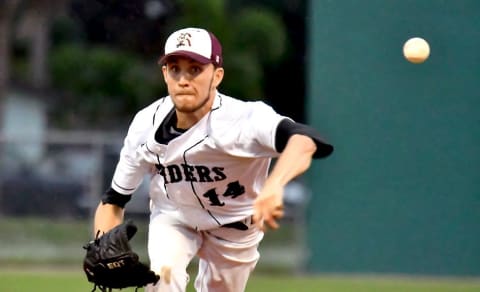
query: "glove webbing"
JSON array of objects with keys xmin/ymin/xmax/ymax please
[{"xmin": 86, "ymin": 229, "xmax": 150, "ymax": 292}]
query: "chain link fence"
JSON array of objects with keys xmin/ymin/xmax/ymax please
[
  {"xmin": 0, "ymin": 130, "xmax": 154, "ymax": 218},
  {"xmin": 0, "ymin": 130, "xmax": 311, "ymax": 271}
]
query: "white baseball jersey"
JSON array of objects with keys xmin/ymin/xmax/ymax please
[{"xmin": 111, "ymin": 92, "xmax": 287, "ymax": 230}]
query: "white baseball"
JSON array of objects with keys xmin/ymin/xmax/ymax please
[{"xmin": 403, "ymin": 37, "xmax": 430, "ymax": 64}]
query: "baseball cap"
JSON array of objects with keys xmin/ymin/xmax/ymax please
[{"xmin": 159, "ymin": 27, "xmax": 223, "ymax": 67}]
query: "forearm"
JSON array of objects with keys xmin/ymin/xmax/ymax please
[
  {"xmin": 253, "ymin": 134, "xmax": 316, "ymax": 230},
  {"xmin": 93, "ymin": 202, "xmax": 125, "ymax": 236},
  {"xmin": 266, "ymin": 134, "xmax": 317, "ymax": 187}
]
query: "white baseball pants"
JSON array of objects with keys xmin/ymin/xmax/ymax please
[{"xmin": 145, "ymin": 213, "xmax": 263, "ymax": 292}]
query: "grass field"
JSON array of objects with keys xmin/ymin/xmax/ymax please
[
  {"xmin": 1, "ymin": 217, "xmax": 480, "ymax": 291},
  {"xmin": 0, "ymin": 269, "xmax": 480, "ymax": 292}
]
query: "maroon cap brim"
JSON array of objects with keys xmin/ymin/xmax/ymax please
[{"xmin": 159, "ymin": 51, "xmax": 211, "ymax": 65}]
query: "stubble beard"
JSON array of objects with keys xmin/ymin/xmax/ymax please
[{"xmin": 174, "ymin": 77, "xmax": 214, "ymax": 114}]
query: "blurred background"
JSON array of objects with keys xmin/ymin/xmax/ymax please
[
  {"xmin": 0, "ymin": 0, "xmax": 479, "ymax": 290},
  {"xmin": 0, "ymin": 0, "xmax": 311, "ymax": 274}
]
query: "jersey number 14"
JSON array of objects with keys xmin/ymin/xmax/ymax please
[{"xmin": 203, "ymin": 181, "xmax": 245, "ymax": 206}]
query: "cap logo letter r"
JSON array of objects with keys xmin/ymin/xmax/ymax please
[{"xmin": 176, "ymin": 33, "xmax": 192, "ymax": 48}]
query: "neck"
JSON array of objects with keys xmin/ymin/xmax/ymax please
[
  {"xmin": 175, "ymin": 91, "xmax": 216, "ymax": 129},
  {"xmin": 175, "ymin": 111, "xmax": 205, "ymax": 129}
]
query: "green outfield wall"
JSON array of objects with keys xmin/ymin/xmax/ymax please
[{"xmin": 306, "ymin": 0, "xmax": 480, "ymax": 276}]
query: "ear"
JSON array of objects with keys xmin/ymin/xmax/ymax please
[
  {"xmin": 161, "ymin": 65, "xmax": 168, "ymax": 82},
  {"xmin": 212, "ymin": 67, "xmax": 224, "ymax": 88}
]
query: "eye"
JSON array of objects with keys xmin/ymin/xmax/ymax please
[
  {"xmin": 189, "ymin": 66, "xmax": 202, "ymax": 75},
  {"xmin": 169, "ymin": 65, "xmax": 180, "ymax": 73}
]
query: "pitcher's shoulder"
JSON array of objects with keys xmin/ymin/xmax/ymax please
[
  {"xmin": 132, "ymin": 96, "xmax": 172, "ymax": 123},
  {"xmin": 213, "ymin": 93, "xmax": 273, "ymax": 117}
]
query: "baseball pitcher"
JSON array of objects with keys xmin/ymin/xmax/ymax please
[{"xmin": 85, "ymin": 27, "xmax": 333, "ymax": 292}]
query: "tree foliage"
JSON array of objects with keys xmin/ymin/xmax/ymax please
[
  {"xmin": 49, "ymin": 43, "xmax": 164, "ymax": 127},
  {"xmin": 45, "ymin": 0, "xmax": 288, "ymax": 128},
  {"xmin": 172, "ymin": 0, "xmax": 288, "ymax": 99}
]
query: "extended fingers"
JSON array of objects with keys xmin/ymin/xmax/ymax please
[
  {"xmin": 265, "ymin": 206, "xmax": 284, "ymax": 229},
  {"xmin": 253, "ymin": 205, "xmax": 284, "ymax": 231}
]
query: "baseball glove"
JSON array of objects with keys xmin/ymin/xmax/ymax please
[{"xmin": 83, "ymin": 220, "xmax": 159, "ymax": 292}]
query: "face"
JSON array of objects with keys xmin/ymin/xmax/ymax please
[{"xmin": 162, "ymin": 57, "xmax": 224, "ymax": 114}]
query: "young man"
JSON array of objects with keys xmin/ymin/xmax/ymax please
[{"xmin": 93, "ymin": 27, "xmax": 333, "ymax": 292}]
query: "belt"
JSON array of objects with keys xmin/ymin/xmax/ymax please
[
  {"xmin": 222, "ymin": 216, "xmax": 252, "ymax": 231},
  {"xmin": 222, "ymin": 221, "xmax": 248, "ymax": 230}
]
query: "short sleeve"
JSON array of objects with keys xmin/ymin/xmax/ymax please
[
  {"xmin": 245, "ymin": 101, "xmax": 287, "ymax": 151},
  {"xmin": 207, "ymin": 96, "xmax": 288, "ymax": 158},
  {"xmin": 110, "ymin": 102, "xmax": 159, "ymax": 194}
]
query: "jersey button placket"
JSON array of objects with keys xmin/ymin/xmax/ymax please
[{"xmin": 157, "ymin": 144, "xmax": 167, "ymax": 163}]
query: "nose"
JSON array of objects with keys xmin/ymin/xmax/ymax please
[{"xmin": 177, "ymin": 73, "xmax": 190, "ymax": 86}]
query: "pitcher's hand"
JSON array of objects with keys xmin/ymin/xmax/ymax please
[{"xmin": 253, "ymin": 185, "xmax": 285, "ymax": 231}]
